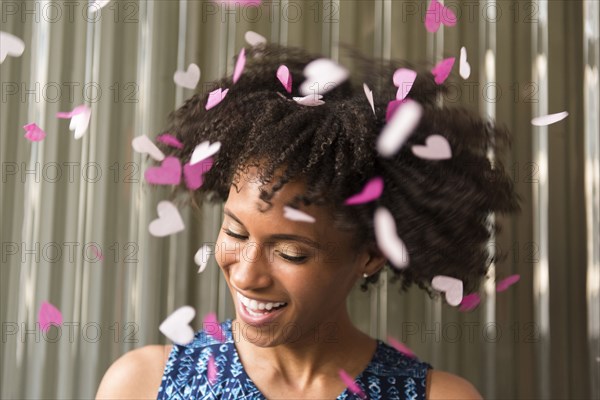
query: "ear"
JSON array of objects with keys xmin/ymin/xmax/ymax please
[{"xmin": 361, "ymin": 242, "xmax": 388, "ymax": 277}]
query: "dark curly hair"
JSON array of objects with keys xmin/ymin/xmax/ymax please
[{"xmin": 153, "ymin": 43, "xmax": 522, "ymax": 301}]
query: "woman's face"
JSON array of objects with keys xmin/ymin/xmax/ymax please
[{"xmin": 214, "ymin": 166, "xmax": 382, "ymax": 348}]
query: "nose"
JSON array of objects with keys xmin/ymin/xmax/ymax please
[{"xmin": 226, "ymin": 242, "xmax": 273, "ymax": 290}]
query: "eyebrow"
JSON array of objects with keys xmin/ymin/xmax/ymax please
[{"xmin": 223, "ymin": 207, "xmax": 321, "ymax": 250}]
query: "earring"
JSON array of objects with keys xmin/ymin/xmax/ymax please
[{"xmin": 363, "ymin": 272, "xmax": 369, "ymax": 278}]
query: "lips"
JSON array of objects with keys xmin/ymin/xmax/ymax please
[{"xmin": 237, "ymin": 298, "xmax": 288, "ymax": 327}]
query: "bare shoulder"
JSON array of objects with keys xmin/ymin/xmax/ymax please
[
  {"xmin": 96, "ymin": 344, "xmax": 173, "ymax": 400},
  {"xmin": 426, "ymin": 369, "xmax": 483, "ymax": 400}
]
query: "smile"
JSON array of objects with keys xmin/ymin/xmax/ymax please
[{"xmin": 236, "ymin": 291, "xmax": 288, "ymax": 315}]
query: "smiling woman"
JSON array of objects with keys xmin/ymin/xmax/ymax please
[{"xmin": 96, "ymin": 43, "xmax": 518, "ymax": 399}]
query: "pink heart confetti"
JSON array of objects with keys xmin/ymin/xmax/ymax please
[
  {"xmin": 299, "ymin": 58, "xmax": 349, "ymax": 96},
  {"xmin": 431, "ymin": 57, "xmax": 455, "ymax": 85},
  {"xmin": 431, "ymin": 275, "xmax": 463, "ymax": 306},
  {"xmin": 385, "ymin": 99, "xmax": 407, "ymax": 122},
  {"xmin": 203, "ymin": 312, "xmax": 226, "ymax": 343},
  {"xmin": 159, "ymin": 306, "xmax": 196, "ymax": 345},
  {"xmin": 233, "ymin": 48, "xmax": 246, "ymax": 84},
  {"xmin": 387, "ymin": 336, "xmax": 416, "ymax": 358},
  {"xmin": 149, "ymin": 201, "xmax": 185, "ymax": 237},
  {"xmin": 277, "ymin": 65, "xmax": 292, "ymax": 93},
  {"xmin": 344, "ymin": 177, "xmax": 384, "ymax": 205},
  {"xmin": 425, "ymin": 0, "xmax": 457, "ymax": 33},
  {"xmin": 207, "ymin": 354, "xmax": 218, "ymax": 385},
  {"xmin": 283, "ymin": 206, "xmax": 316, "ymax": 223},
  {"xmin": 56, "ymin": 104, "xmax": 91, "ymax": 139},
  {"xmin": 374, "ymin": 207, "xmax": 409, "ymax": 269},
  {"xmin": 411, "ymin": 134, "xmax": 452, "ymax": 160},
  {"xmin": 393, "ymin": 68, "xmax": 417, "ymax": 100},
  {"xmin": 338, "ymin": 369, "xmax": 366, "ymax": 399},
  {"xmin": 38, "ymin": 301, "xmax": 63, "ymax": 332},
  {"xmin": 293, "ymin": 94, "xmax": 325, "ymax": 106},
  {"xmin": 90, "ymin": 244, "xmax": 104, "ymax": 261},
  {"xmin": 363, "ymin": 83, "xmax": 375, "ymax": 115},
  {"xmin": 23, "ymin": 123, "xmax": 46, "ymax": 142},
  {"xmin": 459, "ymin": 292, "xmax": 481, "ymax": 312},
  {"xmin": 496, "ymin": 274, "xmax": 520, "ymax": 292},
  {"xmin": 206, "ymin": 88, "xmax": 229, "ymax": 110},
  {"xmin": 132, "ymin": 135, "xmax": 165, "ymax": 161},
  {"xmin": 183, "ymin": 157, "xmax": 214, "ymax": 190},
  {"xmin": 377, "ymin": 98, "xmax": 423, "ymax": 157},
  {"xmin": 156, "ymin": 133, "xmax": 184, "ymax": 149},
  {"xmin": 144, "ymin": 156, "xmax": 182, "ymax": 185},
  {"xmin": 531, "ymin": 111, "xmax": 569, "ymax": 126}
]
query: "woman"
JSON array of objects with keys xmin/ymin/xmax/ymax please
[{"xmin": 97, "ymin": 44, "xmax": 520, "ymax": 399}]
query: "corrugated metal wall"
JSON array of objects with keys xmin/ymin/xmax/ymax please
[{"xmin": 1, "ymin": 1, "xmax": 598, "ymax": 399}]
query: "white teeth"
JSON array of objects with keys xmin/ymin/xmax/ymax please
[{"xmin": 236, "ymin": 291, "xmax": 287, "ymax": 312}]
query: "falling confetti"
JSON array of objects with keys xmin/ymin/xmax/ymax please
[
  {"xmin": 159, "ymin": 306, "xmax": 196, "ymax": 345},
  {"xmin": 144, "ymin": 156, "xmax": 182, "ymax": 185},
  {"xmin": 23, "ymin": 123, "xmax": 46, "ymax": 142},
  {"xmin": 283, "ymin": 206, "xmax": 316, "ymax": 223},
  {"xmin": 411, "ymin": 134, "xmax": 452, "ymax": 160},
  {"xmin": 148, "ymin": 201, "xmax": 185, "ymax": 237},
  {"xmin": 431, "ymin": 275, "xmax": 463, "ymax": 306},
  {"xmin": 344, "ymin": 177, "xmax": 384, "ymax": 205},
  {"xmin": 38, "ymin": 301, "xmax": 63, "ymax": 332}
]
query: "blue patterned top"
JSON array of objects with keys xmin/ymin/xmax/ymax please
[{"xmin": 157, "ymin": 319, "xmax": 433, "ymax": 400}]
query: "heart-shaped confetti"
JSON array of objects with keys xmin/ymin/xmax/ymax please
[
  {"xmin": 431, "ymin": 57, "xmax": 455, "ymax": 85},
  {"xmin": 293, "ymin": 94, "xmax": 325, "ymax": 106},
  {"xmin": 374, "ymin": 207, "xmax": 409, "ymax": 269},
  {"xmin": 385, "ymin": 99, "xmax": 407, "ymax": 122},
  {"xmin": 156, "ymin": 133, "xmax": 183, "ymax": 149},
  {"xmin": 387, "ymin": 336, "xmax": 416, "ymax": 358},
  {"xmin": 0, "ymin": 32, "xmax": 25, "ymax": 63},
  {"xmin": 344, "ymin": 177, "xmax": 384, "ymax": 205},
  {"xmin": 277, "ymin": 65, "xmax": 292, "ymax": 93},
  {"xmin": 459, "ymin": 292, "xmax": 481, "ymax": 312},
  {"xmin": 159, "ymin": 306, "xmax": 196, "ymax": 345},
  {"xmin": 144, "ymin": 156, "xmax": 182, "ymax": 185},
  {"xmin": 23, "ymin": 123, "xmax": 46, "ymax": 142},
  {"xmin": 207, "ymin": 354, "xmax": 218, "ymax": 385},
  {"xmin": 245, "ymin": 30, "xmax": 267, "ymax": 47},
  {"xmin": 90, "ymin": 244, "xmax": 104, "ymax": 261},
  {"xmin": 132, "ymin": 135, "xmax": 165, "ymax": 161},
  {"xmin": 363, "ymin": 83, "xmax": 375, "ymax": 115},
  {"xmin": 431, "ymin": 275, "xmax": 463, "ymax": 306},
  {"xmin": 377, "ymin": 99, "xmax": 423, "ymax": 157},
  {"xmin": 233, "ymin": 48, "xmax": 246, "ymax": 84},
  {"xmin": 283, "ymin": 206, "xmax": 316, "ymax": 223},
  {"xmin": 205, "ymin": 88, "xmax": 229, "ymax": 110},
  {"xmin": 411, "ymin": 134, "xmax": 452, "ymax": 160},
  {"xmin": 203, "ymin": 312, "xmax": 226, "ymax": 343},
  {"xmin": 56, "ymin": 105, "xmax": 91, "ymax": 139},
  {"xmin": 38, "ymin": 301, "xmax": 63, "ymax": 332},
  {"xmin": 496, "ymin": 274, "xmax": 520, "ymax": 292},
  {"xmin": 194, "ymin": 244, "xmax": 212, "ymax": 273},
  {"xmin": 184, "ymin": 157, "xmax": 214, "ymax": 190},
  {"xmin": 459, "ymin": 46, "xmax": 471, "ymax": 79},
  {"xmin": 299, "ymin": 58, "xmax": 349, "ymax": 97},
  {"xmin": 424, "ymin": 0, "xmax": 457, "ymax": 33},
  {"xmin": 190, "ymin": 141, "xmax": 221, "ymax": 165},
  {"xmin": 338, "ymin": 369, "xmax": 366, "ymax": 400},
  {"xmin": 393, "ymin": 68, "xmax": 417, "ymax": 100},
  {"xmin": 174, "ymin": 63, "xmax": 201, "ymax": 89},
  {"xmin": 531, "ymin": 111, "xmax": 569, "ymax": 126},
  {"xmin": 149, "ymin": 201, "xmax": 185, "ymax": 237}
]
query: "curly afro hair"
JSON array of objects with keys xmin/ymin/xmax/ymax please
[{"xmin": 153, "ymin": 43, "xmax": 522, "ymax": 301}]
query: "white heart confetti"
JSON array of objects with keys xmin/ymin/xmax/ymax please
[
  {"xmin": 174, "ymin": 63, "xmax": 201, "ymax": 89},
  {"xmin": 159, "ymin": 306, "xmax": 196, "ymax": 345},
  {"xmin": 0, "ymin": 32, "xmax": 25, "ymax": 64},
  {"xmin": 411, "ymin": 134, "xmax": 452, "ymax": 160},
  {"xmin": 56, "ymin": 105, "xmax": 91, "ymax": 139},
  {"xmin": 531, "ymin": 111, "xmax": 569, "ymax": 126},
  {"xmin": 194, "ymin": 244, "xmax": 212, "ymax": 273},
  {"xmin": 149, "ymin": 201, "xmax": 185, "ymax": 237},
  {"xmin": 283, "ymin": 206, "xmax": 315, "ymax": 223},
  {"xmin": 459, "ymin": 46, "xmax": 471, "ymax": 79},
  {"xmin": 190, "ymin": 141, "xmax": 221, "ymax": 165},
  {"xmin": 431, "ymin": 275, "xmax": 463, "ymax": 306},
  {"xmin": 374, "ymin": 207, "xmax": 409, "ymax": 269},
  {"xmin": 293, "ymin": 94, "xmax": 325, "ymax": 107},
  {"xmin": 377, "ymin": 99, "xmax": 423, "ymax": 157},
  {"xmin": 299, "ymin": 58, "xmax": 349, "ymax": 97},
  {"xmin": 132, "ymin": 135, "xmax": 165, "ymax": 161},
  {"xmin": 244, "ymin": 31, "xmax": 267, "ymax": 47},
  {"xmin": 363, "ymin": 83, "xmax": 375, "ymax": 115}
]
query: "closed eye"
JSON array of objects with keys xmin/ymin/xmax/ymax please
[{"xmin": 222, "ymin": 228, "xmax": 308, "ymax": 264}]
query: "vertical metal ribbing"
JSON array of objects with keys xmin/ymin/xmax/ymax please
[
  {"xmin": 583, "ymin": 1, "xmax": 600, "ymax": 398},
  {"xmin": 531, "ymin": 1, "xmax": 550, "ymax": 398}
]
